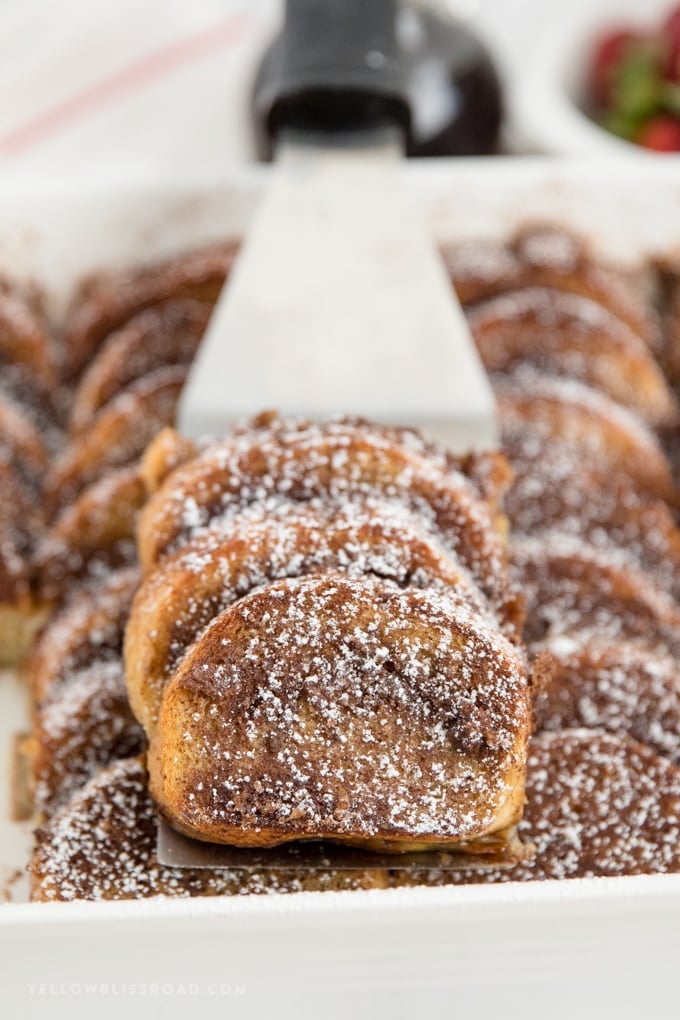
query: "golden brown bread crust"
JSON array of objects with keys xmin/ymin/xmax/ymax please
[
  {"xmin": 535, "ymin": 638, "xmax": 680, "ymax": 765},
  {"xmin": 68, "ymin": 300, "xmax": 210, "ymax": 434},
  {"xmin": 500, "ymin": 426, "xmax": 680, "ymax": 603},
  {"xmin": 136, "ymin": 417, "xmax": 520, "ymax": 635},
  {"xmin": 30, "ymin": 730, "xmax": 680, "ymax": 900},
  {"xmin": 33, "ymin": 466, "xmax": 145, "ymax": 603},
  {"xmin": 446, "ymin": 224, "xmax": 660, "ymax": 349},
  {"xmin": 0, "ymin": 285, "xmax": 56, "ymax": 390},
  {"xmin": 31, "ymin": 659, "xmax": 144, "ymax": 816},
  {"xmin": 30, "ymin": 757, "xmax": 390, "ymax": 901},
  {"xmin": 28, "ymin": 567, "xmax": 143, "ymax": 814},
  {"xmin": 511, "ymin": 532, "xmax": 680, "ymax": 657},
  {"xmin": 27, "ymin": 566, "xmax": 140, "ymax": 705},
  {"xmin": 0, "ymin": 392, "xmax": 50, "ymax": 491},
  {"xmin": 469, "ymin": 287, "xmax": 678, "ymax": 427},
  {"xmin": 139, "ymin": 427, "xmax": 198, "ymax": 494},
  {"xmin": 125, "ymin": 499, "xmax": 497, "ymax": 732},
  {"xmin": 63, "ymin": 243, "xmax": 235, "ymax": 378},
  {"xmin": 0, "ymin": 299, "xmax": 57, "ymax": 659},
  {"xmin": 395, "ymin": 730, "xmax": 680, "ymax": 884},
  {"xmin": 0, "ymin": 458, "xmax": 47, "ymax": 663},
  {"xmin": 0, "ymin": 605, "xmax": 46, "ymax": 666},
  {"xmin": 495, "ymin": 369, "xmax": 677, "ymax": 505},
  {"xmin": 44, "ymin": 366, "xmax": 186, "ymax": 512},
  {"xmin": 149, "ymin": 573, "xmax": 532, "ymax": 851}
]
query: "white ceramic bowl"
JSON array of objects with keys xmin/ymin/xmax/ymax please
[{"xmin": 509, "ymin": 0, "xmax": 676, "ymax": 156}]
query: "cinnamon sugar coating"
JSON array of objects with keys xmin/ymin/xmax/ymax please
[
  {"xmin": 469, "ymin": 287, "xmax": 677, "ymax": 427},
  {"xmin": 28, "ymin": 567, "xmax": 140, "ymax": 704},
  {"xmin": 34, "ymin": 467, "xmax": 145, "ymax": 603},
  {"xmin": 150, "ymin": 574, "xmax": 531, "ymax": 850},
  {"xmin": 30, "ymin": 758, "xmax": 389, "ymax": 901},
  {"xmin": 500, "ymin": 426, "xmax": 680, "ymax": 601},
  {"xmin": 137, "ymin": 417, "xmax": 519, "ymax": 633},
  {"xmin": 496, "ymin": 368, "xmax": 677, "ymax": 505},
  {"xmin": 446, "ymin": 224, "xmax": 659, "ymax": 348},
  {"xmin": 397, "ymin": 730, "xmax": 680, "ymax": 885},
  {"xmin": 44, "ymin": 366, "xmax": 186, "ymax": 513},
  {"xmin": 512, "ymin": 532, "xmax": 680, "ymax": 657},
  {"xmin": 535, "ymin": 637, "xmax": 680, "ymax": 765},
  {"xmin": 29, "ymin": 567, "xmax": 143, "ymax": 815},
  {"xmin": 69, "ymin": 299, "xmax": 210, "ymax": 434},
  {"xmin": 63, "ymin": 243, "xmax": 236, "ymax": 378},
  {"xmin": 32, "ymin": 659, "xmax": 144, "ymax": 816},
  {"xmin": 126, "ymin": 497, "xmax": 496, "ymax": 732}
]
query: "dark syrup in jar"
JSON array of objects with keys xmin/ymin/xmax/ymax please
[{"xmin": 251, "ymin": 4, "xmax": 503, "ymax": 159}]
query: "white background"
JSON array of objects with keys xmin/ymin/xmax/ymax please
[{"xmin": 0, "ymin": 0, "xmax": 571, "ymax": 178}]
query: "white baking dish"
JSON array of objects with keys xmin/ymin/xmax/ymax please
[{"xmin": 1, "ymin": 158, "xmax": 680, "ymax": 1020}]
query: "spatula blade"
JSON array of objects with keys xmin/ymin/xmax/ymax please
[
  {"xmin": 178, "ymin": 134, "xmax": 496, "ymax": 451},
  {"xmin": 156, "ymin": 818, "xmax": 525, "ymax": 871}
]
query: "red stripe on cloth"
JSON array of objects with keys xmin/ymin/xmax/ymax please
[{"xmin": 0, "ymin": 13, "xmax": 252, "ymax": 155}]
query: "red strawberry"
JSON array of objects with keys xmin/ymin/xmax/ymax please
[
  {"xmin": 590, "ymin": 29, "xmax": 640, "ymax": 107},
  {"xmin": 638, "ymin": 115, "xmax": 680, "ymax": 150},
  {"xmin": 662, "ymin": 5, "xmax": 680, "ymax": 81}
]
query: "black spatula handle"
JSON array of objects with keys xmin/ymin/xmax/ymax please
[{"xmin": 256, "ymin": 0, "xmax": 410, "ymax": 141}]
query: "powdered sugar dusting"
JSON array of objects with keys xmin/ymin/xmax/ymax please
[
  {"xmin": 31, "ymin": 758, "xmax": 388, "ymax": 901},
  {"xmin": 496, "ymin": 367, "xmax": 671, "ymax": 475},
  {"xmin": 511, "ymin": 531, "xmax": 680, "ymax": 657},
  {"xmin": 399, "ymin": 730, "xmax": 680, "ymax": 885},
  {"xmin": 536, "ymin": 638, "xmax": 680, "ymax": 765},
  {"xmin": 30, "ymin": 567, "xmax": 143, "ymax": 814},
  {"xmin": 27, "ymin": 226, "xmax": 680, "ymax": 900},
  {"xmin": 129, "ymin": 496, "xmax": 506, "ymax": 729},
  {"xmin": 34, "ymin": 659, "xmax": 143, "ymax": 814},
  {"xmin": 139, "ymin": 417, "xmax": 515, "ymax": 628},
  {"xmin": 468, "ymin": 288, "xmax": 676, "ymax": 426},
  {"xmin": 162, "ymin": 574, "xmax": 530, "ymax": 845}
]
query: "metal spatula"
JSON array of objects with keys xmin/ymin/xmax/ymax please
[
  {"xmin": 163, "ymin": 0, "xmax": 497, "ymax": 870},
  {"xmin": 178, "ymin": 0, "xmax": 496, "ymax": 452}
]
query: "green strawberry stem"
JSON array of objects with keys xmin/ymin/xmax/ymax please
[
  {"xmin": 661, "ymin": 82, "xmax": 680, "ymax": 117},
  {"xmin": 611, "ymin": 45, "xmax": 662, "ymax": 120}
]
